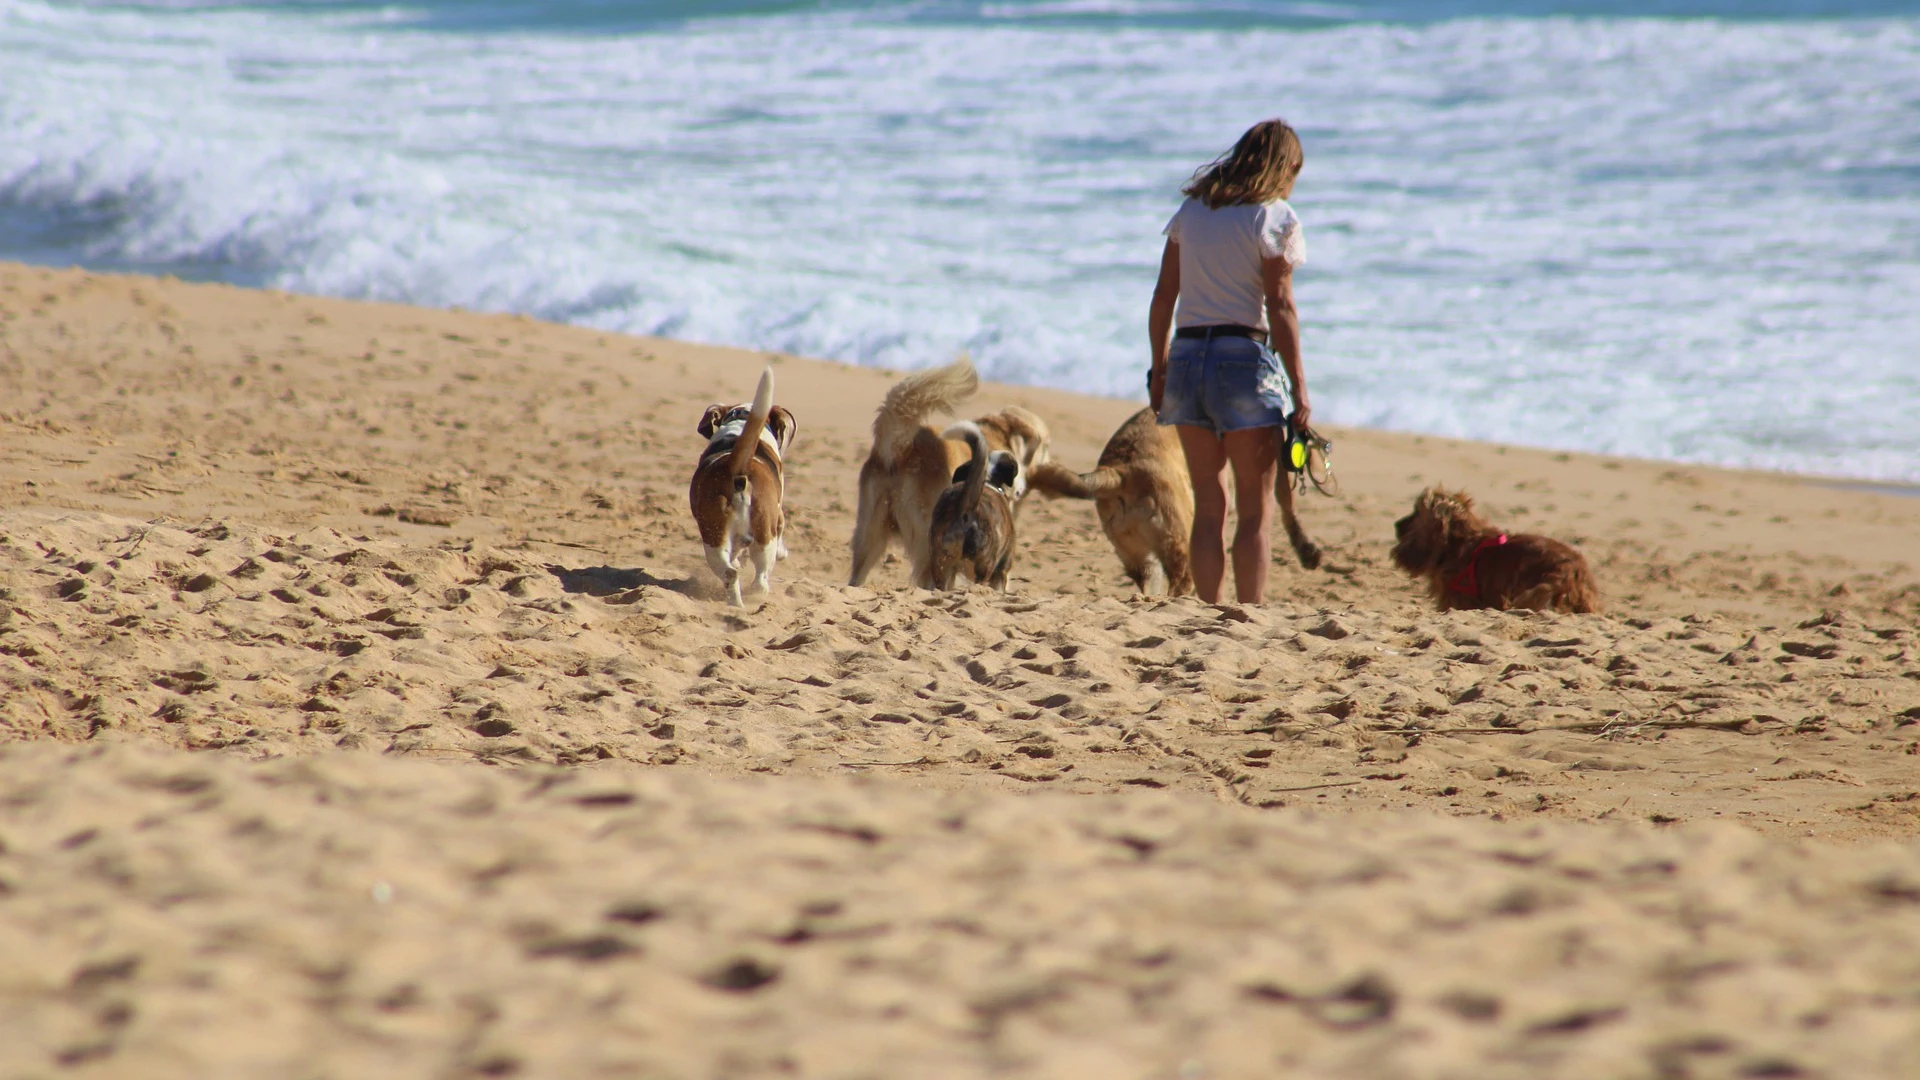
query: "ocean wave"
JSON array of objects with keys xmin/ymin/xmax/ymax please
[
  {"xmin": 4, "ymin": 0, "xmax": 1919, "ymax": 481},
  {"xmin": 44, "ymin": 0, "xmax": 1920, "ymax": 29}
]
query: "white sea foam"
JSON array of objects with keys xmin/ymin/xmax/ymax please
[{"xmin": 3, "ymin": 1, "xmax": 1917, "ymax": 481}]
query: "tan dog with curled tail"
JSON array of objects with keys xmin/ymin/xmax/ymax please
[{"xmin": 1028, "ymin": 407, "xmax": 1196, "ymax": 596}]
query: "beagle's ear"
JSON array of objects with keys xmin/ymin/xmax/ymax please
[
  {"xmin": 767, "ymin": 406, "xmax": 798, "ymax": 451},
  {"xmin": 697, "ymin": 405, "xmax": 727, "ymax": 439},
  {"xmin": 1002, "ymin": 434, "xmax": 1028, "ymax": 468}
]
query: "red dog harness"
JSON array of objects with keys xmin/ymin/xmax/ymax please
[{"xmin": 1447, "ymin": 534, "xmax": 1508, "ymax": 600}]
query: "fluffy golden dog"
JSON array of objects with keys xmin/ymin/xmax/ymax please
[
  {"xmin": 1028, "ymin": 407, "xmax": 1194, "ymax": 595},
  {"xmin": 1030, "ymin": 407, "xmax": 1322, "ymax": 596},
  {"xmin": 848, "ymin": 356, "xmax": 1050, "ymax": 588},
  {"xmin": 1391, "ymin": 487, "xmax": 1599, "ymax": 614}
]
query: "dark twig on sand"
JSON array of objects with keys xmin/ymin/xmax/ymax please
[
  {"xmin": 1372, "ymin": 716, "xmax": 1773, "ymax": 740},
  {"xmin": 517, "ymin": 535, "xmax": 612, "ymax": 554},
  {"xmin": 1265, "ymin": 780, "xmax": 1363, "ymax": 794}
]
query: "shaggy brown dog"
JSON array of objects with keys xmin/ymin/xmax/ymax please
[
  {"xmin": 1391, "ymin": 487, "xmax": 1600, "ymax": 614},
  {"xmin": 1030, "ymin": 407, "xmax": 1322, "ymax": 596},
  {"xmin": 926, "ymin": 422, "xmax": 1020, "ymax": 591},
  {"xmin": 848, "ymin": 356, "xmax": 1050, "ymax": 588}
]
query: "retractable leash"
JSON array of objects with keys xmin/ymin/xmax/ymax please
[
  {"xmin": 1283, "ymin": 422, "xmax": 1339, "ymax": 498},
  {"xmin": 1277, "ymin": 371, "xmax": 1339, "ymax": 498}
]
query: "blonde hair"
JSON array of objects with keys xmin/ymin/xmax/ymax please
[{"xmin": 1182, "ymin": 119, "xmax": 1304, "ymax": 209}]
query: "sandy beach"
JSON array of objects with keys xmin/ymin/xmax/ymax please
[{"xmin": 4, "ymin": 260, "xmax": 1919, "ymax": 1078}]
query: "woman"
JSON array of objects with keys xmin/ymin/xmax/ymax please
[{"xmin": 1148, "ymin": 118, "xmax": 1312, "ymax": 605}]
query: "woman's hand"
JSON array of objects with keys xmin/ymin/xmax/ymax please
[
  {"xmin": 1149, "ymin": 367, "xmax": 1167, "ymax": 413},
  {"xmin": 1290, "ymin": 402, "xmax": 1310, "ymax": 432}
]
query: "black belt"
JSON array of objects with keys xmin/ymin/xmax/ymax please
[{"xmin": 1174, "ymin": 324, "xmax": 1266, "ymax": 343}]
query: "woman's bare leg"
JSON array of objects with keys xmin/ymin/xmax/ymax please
[
  {"xmin": 1222, "ymin": 426, "xmax": 1279, "ymax": 603},
  {"xmin": 1176, "ymin": 425, "xmax": 1230, "ymax": 603}
]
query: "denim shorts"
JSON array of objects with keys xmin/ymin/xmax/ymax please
[{"xmin": 1156, "ymin": 334, "xmax": 1291, "ymax": 435}]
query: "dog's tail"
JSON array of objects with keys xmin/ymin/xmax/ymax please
[
  {"xmin": 943, "ymin": 421, "xmax": 992, "ymax": 526},
  {"xmin": 1027, "ymin": 461, "xmax": 1124, "ymax": 500},
  {"xmin": 872, "ymin": 354, "xmax": 978, "ymax": 464},
  {"xmin": 726, "ymin": 366, "xmax": 776, "ymax": 491}
]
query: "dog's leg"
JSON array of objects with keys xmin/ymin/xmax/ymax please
[
  {"xmin": 1115, "ymin": 549, "xmax": 1154, "ymax": 595},
  {"xmin": 1160, "ymin": 540, "xmax": 1194, "ymax": 597},
  {"xmin": 1139, "ymin": 558, "xmax": 1167, "ymax": 597},
  {"xmin": 905, "ymin": 509, "xmax": 938, "ymax": 589},
  {"xmin": 1274, "ymin": 474, "xmax": 1323, "ymax": 571},
  {"xmin": 909, "ymin": 532, "xmax": 940, "ymax": 589},
  {"xmin": 848, "ymin": 488, "xmax": 893, "ymax": 587},
  {"xmin": 931, "ymin": 546, "xmax": 964, "ymax": 591},
  {"xmin": 727, "ymin": 491, "xmax": 756, "ymax": 605},
  {"xmin": 750, "ymin": 541, "xmax": 775, "ymax": 596},
  {"xmin": 705, "ymin": 545, "xmax": 743, "ymax": 607}
]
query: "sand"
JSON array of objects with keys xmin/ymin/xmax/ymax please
[{"xmin": 2, "ymin": 260, "xmax": 1918, "ymax": 1078}]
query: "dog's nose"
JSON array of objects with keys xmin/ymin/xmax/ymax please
[{"xmin": 1393, "ymin": 515, "xmax": 1409, "ymax": 539}]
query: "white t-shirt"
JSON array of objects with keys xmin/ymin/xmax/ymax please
[{"xmin": 1162, "ymin": 197, "xmax": 1306, "ymax": 332}]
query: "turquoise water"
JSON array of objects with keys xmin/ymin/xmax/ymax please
[{"xmin": 4, "ymin": 0, "xmax": 1917, "ymax": 480}]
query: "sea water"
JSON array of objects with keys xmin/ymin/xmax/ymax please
[{"xmin": 3, "ymin": 0, "xmax": 1917, "ymax": 482}]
